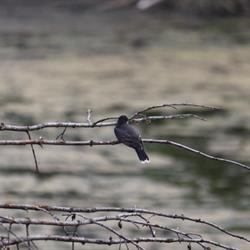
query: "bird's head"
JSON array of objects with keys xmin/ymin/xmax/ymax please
[{"xmin": 117, "ymin": 115, "xmax": 129, "ymax": 126}]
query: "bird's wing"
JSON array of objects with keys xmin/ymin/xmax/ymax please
[{"xmin": 114, "ymin": 125, "xmax": 143, "ymax": 149}]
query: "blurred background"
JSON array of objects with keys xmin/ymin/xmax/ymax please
[{"xmin": 0, "ymin": 0, "xmax": 249, "ymax": 249}]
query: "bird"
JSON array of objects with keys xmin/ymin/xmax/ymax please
[{"xmin": 114, "ymin": 115, "xmax": 149, "ymax": 163}]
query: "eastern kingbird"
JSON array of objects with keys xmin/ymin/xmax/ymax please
[{"xmin": 114, "ymin": 115, "xmax": 149, "ymax": 163}]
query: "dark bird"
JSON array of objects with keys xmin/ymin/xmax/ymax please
[{"xmin": 114, "ymin": 115, "xmax": 149, "ymax": 163}]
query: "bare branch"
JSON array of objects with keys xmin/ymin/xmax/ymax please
[
  {"xmin": 0, "ymin": 235, "xmax": 238, "ymax": 250},
  {"xmin": 0, "ymin": 139, "xmax": 118, "ymax": 146},
  {"xmin": 0, "ymin": 205, "xmax": 249, "ymax": 244},
  {"xmin": 0, "ymin": 210, "xmax": 240, "ymax": 250},
  {"xmin": 0, "ymin": 114, "xmax": 204, "ymax": 132},
  {"xmin": 0, "ymin": 121, "xmax": 108, "ymax": 131},
  {"xmin": 0, "ymin": 138, "xmax": 248, "ymax": 171},
  {"xmin": 0, "ymin": 101, "xmax": 216, "ymax": 132}
]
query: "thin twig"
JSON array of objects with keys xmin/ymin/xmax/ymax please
[
  {"xmin": 94, "ymin": 220, "xmax": 145, "ymax": 250},
  {"xmin": 87, "ymin": 109, "xmax": 92, "ymax": 125},
  {"xmin": 26, "ymin": 224, "xmax": 31, "ymax": 250},
  {"xmin": 26, "ymin": 131, "xmax": 39, "ymax": 173},
  {"xmin": 143, "ymin": 139, "xmax": 250, "ymax": 171},
  {"xmin": 133, "ymin": 214, "xmax": 156, "ymax": 237},
  {"xmin": 130, "ymin": 103, "xmax": 218, "ymax": 119},
  {"xmin": 0, "ymin": 221, "xmax": 28, "ymax": 249},
  {"xmin": 34, "ymin": 206, "xmax": 60, "ymax": 222},
  {"xmin": 56, "ymin": 127, "xmax": 67, "ymax": 141},
  {"xmin": 91, "ymin": 116, "xmax": 118, "ymax": 127},
  {"xmin": 133, "ymin": 114, "xmax": 206, "ymax": 122}
]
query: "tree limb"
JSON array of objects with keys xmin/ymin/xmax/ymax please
[
  {"xmin": 0, "ymin": 235, "xmax": 239, "ymax": 250},
  {"xmin": 0, "ymin": 138, "xmax": 248, "ymax": 171},
  {"xmin": 0, "ymin": 114, "xmax": 205, "ymax": 132}
]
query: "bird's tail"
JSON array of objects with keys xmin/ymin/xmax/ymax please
[{"xmin": 135, "ymin": 147, "xmax": 150, "ymax": 164}]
